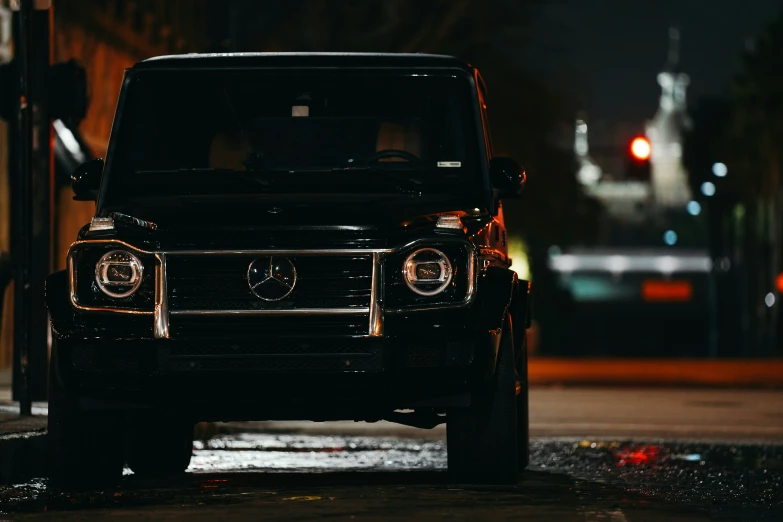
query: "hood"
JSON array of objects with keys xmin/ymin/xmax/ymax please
[{"xmin": 90, "ymin": 195, "xmax": 490, "ymax": 250}]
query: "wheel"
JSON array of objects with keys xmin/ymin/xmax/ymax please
[
  {"xmin": 517, "ymin": 324, "xmax": 530, "ymax": 470},
  {"xmin": 126, "ymin": 411, "xmax": 194, "ymax": 476},
  {"xmin": 47, "ymin": 339, "xmax": 125, "ymax": 489},
  {"xmin": 447, "ymin": 313, "xmax": 519, "ymax": 484},
  {"xmin": 126, "ymin": 412, "xmax": 193, "ymax": 476}
]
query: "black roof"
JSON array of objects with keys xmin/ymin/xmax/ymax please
[{"xmin": 132, "ymin": 52, "xmax": 475, "ymax": 72}]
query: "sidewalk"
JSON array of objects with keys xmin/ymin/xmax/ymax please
[
  {"xmin": 0, "ymin": 406, "xmax": 47, "ymax": 485},
  {"xmin": 0, "ymin": 369, "xmax": 48, "ymax": 484}
]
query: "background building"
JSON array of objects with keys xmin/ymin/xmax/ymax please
[
  {"xmin": 646, "ymin": 28, "xmax": 692, "ymax": 209},
  {"xmin": 577, "ymin": 28, "xmax": 693, "ymax": 226}
]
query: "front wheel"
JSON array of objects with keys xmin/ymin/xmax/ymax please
[
  {"xmin": 47, "ymin": 339, "xmax": 126, "ymax": 489},
  {"xmin": 517, "ymin": 324, "xmax": 530, "ymax": 470},
  {"xmin": 447, "ymin": 314, "xmax": 521, "ymax": 484},
  {"xmin": 126, "ymin": 411, "xmax": 194, "ymax": 476}
]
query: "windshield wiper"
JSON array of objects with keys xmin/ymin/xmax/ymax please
[
  {"xmin": 235, "ymin": 166, "xmax": 425, "ymax": 195},
  {"xmin": 135, "ymin": 167, "xmax": 244, "ymax": 175},
  {"xmin": 334, "ymin": 166, "xmax": 425, "ymax": 194},
  {"xmin": 133, "ymin": 167, "xmax": 425, "ymax": 195}
]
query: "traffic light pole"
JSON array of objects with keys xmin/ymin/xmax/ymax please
[
  {"xmin": 11, "ymin": 0, "xmax": 35, "ymax": 417},
  {"xmin": 10, "ymin": 0, "xmax": 52, "ymax": 414}
]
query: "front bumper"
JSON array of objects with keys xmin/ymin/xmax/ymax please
[
  {"xmin": 55, "ymin": 308, "xmax": 498, "ymax": 418},
  {"xmin": 50, "ymin": 238, "xmax": 517, "ymax": 419}
]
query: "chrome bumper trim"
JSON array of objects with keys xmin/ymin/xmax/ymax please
[
  {"xmin": 369, "ymin": 252, "xmax": 384, "ymax": 337},
  {"xmin": 154, "ymin": 253, "xmax": 170, "ymax": 339},
  {"xmin": 169, "ymin": 308, "xmax": 370, "ymax": 316}
]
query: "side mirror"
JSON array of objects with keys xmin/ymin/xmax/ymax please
[
  {"xmin": 490, "ymin": 156, "xmax": 526, "ymax": 198},
  {"xmin": 72, "ymin": 158, "xmax": 103, "ymax": 201}
]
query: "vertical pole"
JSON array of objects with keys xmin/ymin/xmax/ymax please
[
  {"xmin": 11, "ymin": 0, "xmax": 51, "ymax": 414},
  {"xmin": 707, "ymin": 268, "xmax": 718, "ymax": 357},
  {"xmin": 29, "ymin": 3, "xmax": 53, "ymax": 401},
  {"xmin": 12, "ymin": 0, "xmax": 34, "ymax": 416},
  {"xmin": 706, "ymin": 197, "xmax": 720, "ymax": 358}
]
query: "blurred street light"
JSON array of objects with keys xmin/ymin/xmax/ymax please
[
  {"xmin": 687, "ymin": 200, "xmax": 702, "ymax": 216},
  {"xmin": 777, "ymin": 273, "xmax": 783, "ymax": 293},
  {"xmin": 663, "ymin": 230, "xmax": 678, "ymax": 245},
  {"xmin": 765, "ymin": 292, "xmax": 776, "ymax": 308},
  {"xmin": 712, "ymin": 162, "xmax": 728, "ymax": 177},
  {"xmin": 701, "ymin": 181, "xmax": 716, "ymax": 196},
  {"xmin": 630, "ymin": 137, "xmax": 651, "ymax": 160}
]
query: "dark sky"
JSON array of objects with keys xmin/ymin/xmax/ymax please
[{"xmin": 521, "ymin": 0, "xmax": 782, "ymax": 129}]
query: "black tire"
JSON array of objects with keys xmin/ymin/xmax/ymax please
[
  {"xmin": 47, "ymin": 339, "xmax": 125, "ymax": 489},
  {"xmin": 517, "ymin": 326, "xmax": 530, "ymax": 471},
  {"xmin": 126, "ymin": 412, "xmax": 194, "ymax": 476},
  {"xmin": 447, "ymin": 313, "xmax": 519, "ymax": 484}
]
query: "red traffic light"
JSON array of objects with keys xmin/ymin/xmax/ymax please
[
  {"xmin": 630, "ymin": 137, "xmax": 651, "ymax": 161},
  {"xmin": 777, "ymin": 273, "xmax": 783, "ymax": 293}
]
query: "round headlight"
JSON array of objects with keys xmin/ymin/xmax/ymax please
[
  {"xmin": 94, "ymin": 250, "xmax": 144, "ymax": 298},
  {"xmin": 403, "ymin": 248, "xmax": 453, "ymax": 296}
]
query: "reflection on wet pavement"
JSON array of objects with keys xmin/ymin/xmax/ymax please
[
  {"xmin": 190, "ymin": 433, "xmax": 446, "ymax": 472},
  {"xmin": 0, "ymin": 433, "xmax": 781, "ymax": 520},
  {"xmin": 535, "ymin": 440, "xmax": 783, "ymax": 512}
]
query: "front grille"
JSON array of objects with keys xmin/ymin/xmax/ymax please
[
  {"xmin": 158, "ymin": 340, "xmax": 383, "ymax": 372},
  {"xmin": 167, "ymin": 254, "xmax": 373, "ymax": 311},
  {"xmin": 404, "ymin": 342, "xmax": 447, "ymax": 368},
  {"xmin": 71, "ymin": 344, "xmax": 141, "ymax": 373},
  {"xmin": 168, "ymin": 315, "xmax": 369, "ymax": 338}
]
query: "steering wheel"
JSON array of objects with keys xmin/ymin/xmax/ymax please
[{"xmin": 367, "ymin": 149, "xmax": 421, "ymax": 164}]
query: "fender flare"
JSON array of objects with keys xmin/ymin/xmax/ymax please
[
  {"xmin": 46, "ymin": 270, "xmax": 74, "ymax": 337},
  {"xmin": 510, "ymin": 278, "xmax": 531, "ymax": 363},
  {"xmin": 475, "ymin": 266, "xmax": 531, "ymax": 378},
  {"xmin": 477, "ymin": 266, "xmax": 520, "ymax": 334}
]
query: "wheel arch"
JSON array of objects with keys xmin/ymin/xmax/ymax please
[
  {"xmin": 46, "ymin": 269, "xmax": 75, "ymax": 337},
  {"xmin": 475, "ymin": 266, "xmax": 530, "ymax": 377}
]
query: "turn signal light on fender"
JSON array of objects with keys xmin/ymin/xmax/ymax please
[{"xmin": 436, "ymin": 215, "xmax": 463, "ymax": 229}]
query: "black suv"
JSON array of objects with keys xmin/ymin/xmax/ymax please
[{"xmin": 46, "ymin": 53, "xmax": 531, "ymax": 487}]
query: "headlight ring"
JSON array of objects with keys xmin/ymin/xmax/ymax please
[
  {"xmin": 403, "ymin": 248, "xmax": 453, "ymax": 296},
  {"xmin": 94, "ymin": 250, "xmax": 144, "ymax": 298}
]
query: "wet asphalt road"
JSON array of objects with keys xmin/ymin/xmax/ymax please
[
  {"xmin": 1, "ymin": 388, "xmax": 782, "ymax": 520},
  {"xmin": 0, "ymin": 432, "xmax": 781, "ymax": 521}
]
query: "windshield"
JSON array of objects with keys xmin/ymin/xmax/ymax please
[{"xmin": 102, "ymin": 70, "xmax": 484, "ymax": 206}]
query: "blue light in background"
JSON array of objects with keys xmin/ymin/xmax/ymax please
[
  {"xmin": 663, "ymin": 230, "xmax": 678, "ymax": 246},
  {"xmin": 687, "ymin": 201, "xmax": 701, "ymax": 216},
  {"xmin": 701, "ymin": 181, "xmax": 716, "ymax": 196},
  {"xmin": 712, "ymin": 162, "xmax": 728, "ymax": 177}
]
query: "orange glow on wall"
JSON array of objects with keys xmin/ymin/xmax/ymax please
[
  {"xmin": 642, "ymin": 279, "xmax": 692, "ymax": 302},
  {"xmin": 630, "ymin": 137, "xmax": 651, "ymax": 160},
  {"xmin": 776, "ymin": 273, "xmax": 783, "ymax": 293}
]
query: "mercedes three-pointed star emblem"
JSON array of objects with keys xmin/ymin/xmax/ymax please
[{"xmin": 247, "ymin": 256, "xmax": 297, "ymax": 301}]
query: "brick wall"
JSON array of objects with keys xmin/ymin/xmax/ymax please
[{"xmin": 0, "ymin": 0, "xmax": 207, "ymax": 368}]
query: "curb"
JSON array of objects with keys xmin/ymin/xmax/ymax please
[
  {"xmin": 528, "ymin": 358, "xmax": 783, "ymax": 388},
  {"xmin": 0, "ymin": 431, "xmax": 47, "ymax": 485}
]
